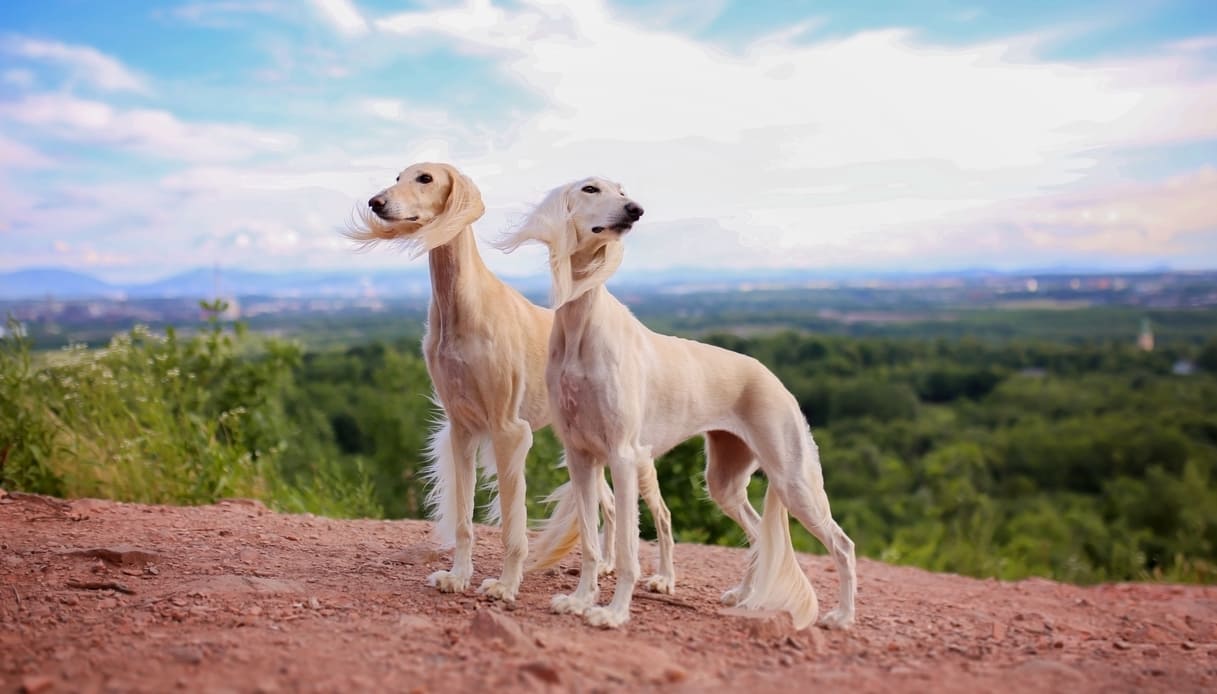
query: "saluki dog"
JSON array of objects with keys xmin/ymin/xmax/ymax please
[
  {"xmin": 500, "ymin": 177, "xmax": 857, "ymax": 629},
  {"xmin": 348, "ymin": 163, "xmax": 675, "ymax": 601}
]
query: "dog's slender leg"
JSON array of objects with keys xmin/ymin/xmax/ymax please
[
  {"xmin": 427, "ymin": 424, "xmax": 478, "ymax": 593},
  {"xmin": 639, "ymin": 461, "xmax": 675, "ymax": 594},
  {"xmin": 597, "ymin": 471, "xmax": 616, "ymax": 576},
  {"xmin": 551, "ymin": 452, "xmax": 602, "ymax": 616},
  {"xmin": 478, "ymin": 421, "xmax": 532, "ymax": 602},
  {"xmin": 782, "ymin": 465, "xmax": 857, "ymax": 629},
  {"xmin": 705, "ymin": 431, "xmax": 762, "ymax": 605},
  {"xmin": 585, "ymin": 447, "xmax": 642, "ymax": 629}
]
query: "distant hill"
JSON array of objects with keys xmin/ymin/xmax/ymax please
[
  {"xmin": 0, "ymin": 269, "xmax": 119, "ymax": 299},
  {"xmin": 0, "ymin": 268, "xmax": 433, "ymax": 300},
  {"xmin": 0, "ymin": 264, "xmax": 1202, "ymax": 301}
]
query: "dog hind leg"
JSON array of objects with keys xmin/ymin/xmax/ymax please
[
  {"xmin": 705, "ymin": 430, "xmax": 762, "ymax": 605},
  {"xmin": 639, "ymin": 460, "xmax": 675, "ymax": 594}
]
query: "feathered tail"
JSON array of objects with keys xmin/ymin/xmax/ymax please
[
  {"xmin": 526, "ymin": 458, "xmax": 614, "ymax": 572},
  {"xmin": 420, "ymin": 418, "xmax": 495, "ymax": 548},
  {"xmin": 739, "ymin": 484, "xmax": 819, "ymax": 629}
]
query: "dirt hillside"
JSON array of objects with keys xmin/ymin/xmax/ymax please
[{"xmin": 1, "ymin": 489, "xmax": 1215, "ymax": 693}]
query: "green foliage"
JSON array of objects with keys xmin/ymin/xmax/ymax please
[
  {"xmin": 5, "ymin": 302, "xmax": 1217, "ymax": 586},
  {"xmin": 0, "ymin": 304, "xmax": 379, "ymax": 518}
]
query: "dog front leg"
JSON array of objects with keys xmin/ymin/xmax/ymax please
[
  {"xmin": 585, "ymin": 449, "xmax": 641, "ymax": 629},
  {"xmin": 426, "ymin": 424, "xmax": 478, "ymax": 593},
  {"xmin": 478, "ymin": 421, "xmax": 532, "ymax": 602},
  {"xmin": 551, "ymin": 453, "xmax": 602, "ymax": 616}
]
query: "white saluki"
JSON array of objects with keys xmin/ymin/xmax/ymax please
[
  {"xmin": 348, "ymin": 163, "xmax": 675, "ymax": 601},
  {"xmin": 500, "ymin": 177, "xmax": 857, "ymax": 629}
]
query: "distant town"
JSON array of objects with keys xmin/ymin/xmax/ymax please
[{"xmin": 3, "ymin": 267, "xmax": 1216, "ymax": 349}]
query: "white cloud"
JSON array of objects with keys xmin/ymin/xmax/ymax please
[
  {"xmin": 3, "ymin": 36, "xmax": 147, "ymax": 93},
  {"xmin": 5, "ymin": 1, "xmax": 1217, "ymax": 278},
  {"xmin": 312, "ymin": 0, "xmax": 368, "ymax": 36},
  {"xmin": 0, "ymin": 134, "xmax": 53, "ymax": 169},
  {"xmin": 369, "ymin": 1, "xmax": 1217, "ymax": 269},
  {"xmin": 0, "ymin": 93, "xmax": 296, "ymax": 162}
]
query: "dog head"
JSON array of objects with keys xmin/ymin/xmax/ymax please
[
  {"xmin": 497, "ymin": 176, "xmax": 644, "ymax": 307},
  {"xmin": 346, "ymin": 162, "xmax": 485, "ymax": 258}
]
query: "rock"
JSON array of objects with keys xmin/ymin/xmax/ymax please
[
  {"xmin": 519, "ymin": 661, "xmax": 561, "ymax": 685},
  {"xmin": 20, "ymin": 675, "xmax": 54, "ymax": 693},
  {"xmin": 169, "ymin": 645, "xmax": 204, "ymax": 665},
  {"xmin": 468, "ymin": 609, "xmax": 530, "ymax": 650},
  {"xmin": 238, "ymin": 548, "xmax": 259, "ymax": 564},
  {"xmin": 308, "ymin": 597, "xmax": 321, "ymax": 610},
  {"xmin": 67, "ymin": 546, "xmax": 160, "ymax": 567},
  {"xmin": 661, "ymin": 666, "xmax": 688, "ymax": 684}
]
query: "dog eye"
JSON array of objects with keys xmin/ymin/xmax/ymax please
[
  {"xmin": 581, "ymin": 185, "xmax": 599, "ymax": 194},
  {"xmin": 395, "ymin": 175, "xmax": 400, "ymax": 182},
  {"xmin": 416, "ymin": 173, "xmax": 433, "ymax": 184}
]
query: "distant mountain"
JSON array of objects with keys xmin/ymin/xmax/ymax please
[
  {"xmin": 0, "ymin": 268, "xmax": 433, "ymax": 300},
  {"xmin": 0, "ymin": 269, "xmax": 119, "ymax": 299},
  {"xmin": 0, "ymin": 264, "xmax": 1205, "ymax": 301}
]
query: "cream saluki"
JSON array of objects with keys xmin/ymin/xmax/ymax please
[
  {"xmin": 347, "ymin": 163, "xmax": 675, "ymax": 601},
  {"xmin": 501, "ymin": 177, "xmax": 857, "ymax": 630}
]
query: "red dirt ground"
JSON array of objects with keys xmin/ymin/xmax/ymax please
[{"xmin": 2, "ymin": 488, "xmax": 1215, "ymax": 693}]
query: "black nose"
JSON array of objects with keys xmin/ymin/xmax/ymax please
[
  {"xmin": 624, "ymin": 202, "xmax": 644, "ymax": 220},
  {"xmin": 368, "ymin": 195, "xmax": 387, "ymax": 212}
]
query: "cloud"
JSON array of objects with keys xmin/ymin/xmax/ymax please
[
  {"xmin": 0, "ymin": 93, "xmax": 296, "ymax": 162},
  {"xmin": 369, "ymin": 1, "xmax": 1217, "ymax": 271},
  {"xmin": 2, "ymin": 36, "xmax": 147, "ymax": 93},
  {"xmin": 311, "ymin": 0, "xmax": 368, "ymax": 36},
  {"xmin": 2, "ymin": 68, "xmax": 35, "ymax": 88},
  {"xmin": 0, "ymin": 134, "xmax": 53, "ymax": 169}
]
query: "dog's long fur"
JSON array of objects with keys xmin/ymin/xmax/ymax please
[
  {"xmin": 347, "ymin": 163, "xmax": 673, "ymax": 601},
  {"xmin": 506, "ymin": 178, "xmax": 857, "ymax": 629}
]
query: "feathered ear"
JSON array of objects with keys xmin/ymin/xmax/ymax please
[
  {"xmin": 414, "ymin": 164, "xmax": 485, "ymax": 258},
  {"xmin": 495, "ymin": 186, "xmax": 577, "ymax": 307},
  {"xmin": 344, "ymin": 163, "xmax": 484, "ymax": 257}
]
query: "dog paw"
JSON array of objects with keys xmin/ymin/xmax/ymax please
[
  {"xmin": 818, "ymin": 607, "xmax": 854, "ymax": 630},
  {"xmin": 477, "ymin": 577, "xmax": 517, "ymax": 602},
  {"xmin": 644, "ymin": 574, "xmax": 675, "ymax": 595},
  {"xmin": 427, "ymin": 570, "xmax": 470, "ymax": 594},
  {"xmin": 585, "ymin": 606, "xmax": 629, "ymax": 629},
  {"xmin": 551, "ymin": 593, "xmax": 592, "ymax": 615},
  {"xmin": 720, "ymin": 585, "xmax": 749, "ymax": 606}
]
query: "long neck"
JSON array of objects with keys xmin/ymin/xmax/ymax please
[
  {"xmin": 427, "ymin": 225, "xmax": 494, "ymax": 332},
  {"xmin": 553, "ymin": 283, "xmax": 611, "ymax": 357}
]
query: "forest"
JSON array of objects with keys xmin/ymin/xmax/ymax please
[{"xmin": 3, "ymin": 299, "xmax": 1217, "ymax": 585}]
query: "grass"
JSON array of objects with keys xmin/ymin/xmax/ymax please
[{"xmin": 0, "ymin": 304, "xmax": 380, "ymax": 518}]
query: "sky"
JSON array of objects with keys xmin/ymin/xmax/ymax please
[{"xmin": 1, "ymin": 0, "xmax": 1216, "ymax": 282}]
